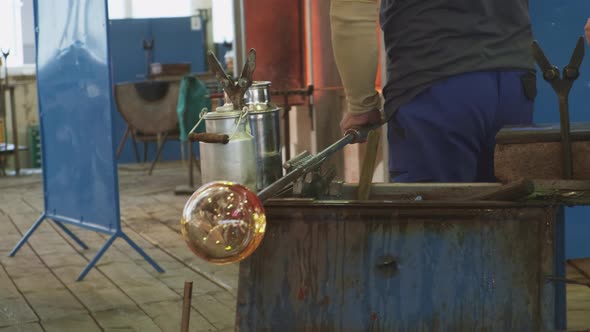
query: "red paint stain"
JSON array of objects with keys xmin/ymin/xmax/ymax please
[
  {"xmin": 297, "ymin": 287, "xmax": 308, "ymax": 300},
  {"xmin": 371, "ymin": 313, "xmax": 378, "ymax": 321}
]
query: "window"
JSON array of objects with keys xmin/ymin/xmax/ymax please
[
  {"xmin": 106, "ymin": 0, "xmax": 235, "ymax": 43},
  {"xmin": 129, "ymin": 0, "xmax": 191, "ymax": 18},
  {"xmin": 0, "ymin": 0, "xmax": 25, "ymax": 67},
  {"xmin": 0, "ymin": 0, "xmax": 35, "ymax": 74},
  {"xmin": 212, "ymin": 0, "xmax": 234, "ymax": 44},
  {"xmin": 107, "ymin": 0, "xmax": 128, "ymax": 19},
  {"xmin": 107, "ymin": 0, "xmax": 193, "ymax": 19},
  {"xmin": 0, "ymin": 0, "xmax": 235, "ymax": 71}
]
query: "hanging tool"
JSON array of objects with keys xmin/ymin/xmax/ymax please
[
  {"xmin": 208, "ymin": 48, "xmax": 256, "ymax": 110},
  {"xmin": 142, "ymin": 40, "xmax": 154, "ymax": 78},
  {"xmin": 1, "ymin": 49, "xmax": 9, "ymax": 81},
  {"xmin": 189, "ymin": 49, "xmax": 257, "ymax": 144},
  {"xmin": 531, "ymin": 37, "xmax": 585, "ymax": 179}
]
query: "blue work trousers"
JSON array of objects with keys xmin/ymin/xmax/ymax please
[{"xmin": 388, "ymin": 71, "xmax": 534, "ymax": 183}]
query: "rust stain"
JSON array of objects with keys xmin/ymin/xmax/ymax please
[
  {"xmin": 297, "ymin": 287, "xmax": 308, "ymax": 301},
  {"xmin": 239, "ymin": 204, "xmax": 557, "ymax": 330}
]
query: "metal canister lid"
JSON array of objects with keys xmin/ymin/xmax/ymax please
[{"xmin": 203, "ymin": 103, "xmax": 242, "ymax": 120}]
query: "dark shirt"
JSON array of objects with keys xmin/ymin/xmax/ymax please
[{"xmin": 379, "ymin": 0, "xmax": 535, "ymax": 119}]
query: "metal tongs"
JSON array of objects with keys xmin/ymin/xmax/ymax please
[
  {"xmin": 189, "ymin": 49, "xmax": 257, "ymax": 144},
  {"xmin": 532, "ymin": 37, "xmax": 585, "ymax": 179},
  {"xmin": 208, "ymin": 48, "xmax": 256, "ymax": 110}
]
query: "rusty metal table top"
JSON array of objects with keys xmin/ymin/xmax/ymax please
[{"xmin": 266, "ymin": 181, "xmax": 590, "ymax": 207}]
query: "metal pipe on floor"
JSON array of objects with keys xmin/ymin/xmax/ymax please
[{"xmin": 181, "ymin": 281, "xmax": 193, "ymax": 332}]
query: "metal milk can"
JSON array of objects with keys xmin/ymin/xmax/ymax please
[
  {"xmin": 198, "ymin": 103, "xmax": 257, "ymax": 191},
  {"xmin": 245, "ymin": 81, "xmax": 283, "ymax": 190}
]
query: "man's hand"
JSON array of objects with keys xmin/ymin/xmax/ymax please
[
  {"xmin": 339, "ymin": 109, "xmax": 383, "ymax": 138},
  {"xmin": 585, "ymin": 18, "xmax": 590, "ymax": 45}
]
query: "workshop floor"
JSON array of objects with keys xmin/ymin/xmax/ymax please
[{"xmin": 0, "ymin": 161, "xmax": 590, "ymax": 331}]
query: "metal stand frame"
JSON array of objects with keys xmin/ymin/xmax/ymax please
[
  {"xmin": 9, "ymin": 213, "xmax": 164, "ymax": 281},
  {"xmin": 174, "ymin": 140, "xmax": 201, "ymax": 195},
  {"xmin": 116, "ymin": 126, "xmax": 176, "ymax": 176}
]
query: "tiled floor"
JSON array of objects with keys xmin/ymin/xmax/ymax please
[
  {"xmin": 0, "ymin": 163, "xmax": 236, "ymax": 331},
  {"xmin": 0, "ymin": 162, "xmax": 589, "ymax": 331}
]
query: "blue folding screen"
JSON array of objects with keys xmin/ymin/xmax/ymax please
[{"xmin": 9, "ymin": 0, "xmax": 163, "ymax": 281}]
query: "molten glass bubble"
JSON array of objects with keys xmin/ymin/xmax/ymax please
[{"xmin": 181, "ymin": 181, "xmax": 266, "ymax": 264}]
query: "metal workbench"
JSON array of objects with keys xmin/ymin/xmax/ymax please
[{"xmin": 234, "ymin": 182, "xmax": 582, "ymax": 331}]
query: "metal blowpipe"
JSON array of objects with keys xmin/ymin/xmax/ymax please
[{"xmin": 257, "ymin": 125, "xmax": 380, "ymax": 201}]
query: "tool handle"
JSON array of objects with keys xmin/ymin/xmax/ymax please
[
  {"xmin": 464, "ymin": 178, "xmax": 534, "ymax": 201},
  {"xmin": 189, "ymin": 133, "xmax": 229, "ymax": 144},
  {"xmin": 357, "ymin": 130, "xmax": 381, "ymax": 200},
  {"xmin": 558, "ymin": 95, "xmax": 573, "ymax": 179}
]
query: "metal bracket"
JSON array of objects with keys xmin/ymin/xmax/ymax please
[
  {"xmin": 257, "ymin": 125, "xmax": 379, "ymax": 201},
  {"xmin": 291, "ymin": 165, "xmax": 336, "ymax": 198},
  {"xmin": 532, "ymin": 37, "xmax": 585, "ymax": 179},
  {"xmin": 284, "ymin": 151, "xmax": 336, "ymax": 198}
]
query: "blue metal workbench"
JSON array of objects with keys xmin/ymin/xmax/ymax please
[{"xmin": 237, "ymin": 198, "xmax": 566, "ymax": 331}]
